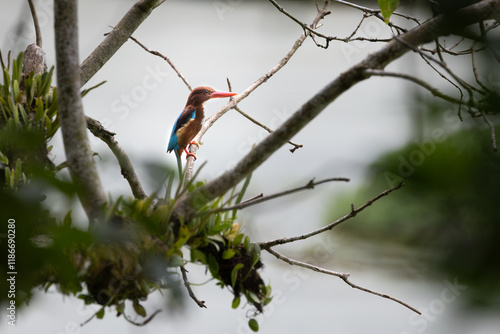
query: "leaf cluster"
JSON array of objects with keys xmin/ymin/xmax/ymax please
[{"xmin": 0, "ymin": 52, "xmax": 59, "ymax": 191}]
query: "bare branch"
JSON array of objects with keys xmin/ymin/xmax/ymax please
[
  {"xmin": 234, "ymin": 105, "xmax": 303, "ymax": 153},
  {"xmin": 174, "ymin": 1, "xmax": 500, "ymax": 220},
  {"xmin": 86, "ymin": 116, "xmax": 148, "ymax": 200},
  {"xmin": 128, "ymin": 35, "xmax": 192, "ymax": 91},
  {"xmin": 202, "ymin": 177, "xmax": 349, "ymax": 215},
  {"xmin": 259, "ymin": 181, "xmax": 404, "ymax": 248},
  {"xmin": 183, "ymin": 0, "xmax": 332, "ymax": 181},
  {"xmin": 263, "ymin": 248, "xmax": 421, "ymax": 315},
  {"xmin": 180, "ymin": 266, "xmax": 206, "ymax": 308},
  {"xmin": 54, "ymin": 0, "xmax": 107, "ymax": 224},
  {"xmin": 364, "ymin": 69, "xmax": 471, "ymax": 107},
  {"xmin": 27, "ymin": 0, "xmax": 42, "ymax": 48},
  {"xmin": 80, "ymin": 0, "xmax": 165, "ymax": 86},
  {"xmin": 481, "ymin": 111, "xmax": 498, "ymax": 151},
  {"xmin": 269, "ymin": 0, "xmax": 395, "ymax": 47},
  {"xmin": 122, "ymin": 310, "xmax": 162, "ymax": 326}
]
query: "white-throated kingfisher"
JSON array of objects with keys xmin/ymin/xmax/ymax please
[{"xmin": 167, "ymin": 86, "xmax": 237, "ymax": 175}]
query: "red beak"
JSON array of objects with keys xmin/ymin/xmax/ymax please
[{"xmin": 210, "ymin": 91, "xmax": 237, "ymax": 99}]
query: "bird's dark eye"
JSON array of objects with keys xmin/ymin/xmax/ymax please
[{"xmin": 204, "ymin": 89, "xmax": 209, "ymax": 94}]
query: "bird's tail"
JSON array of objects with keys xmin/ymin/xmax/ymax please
[{"xmin": 175, "ymin": 151, "xmax": 183, "ymax": 182}]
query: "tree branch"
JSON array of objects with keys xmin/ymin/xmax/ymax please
[
  {"xmin": 54, "ymin": 0, "xmax": 107, "ymax": 224},
  {"xmin": 202, "ymin": 177, "xmax": 349, "ymax": 215},
  {"xmin": 128, "ymin": 35, "xmax": 192, "ymax": 91},
  {"xmin": 364, "ymin": 69, "xmax": 470, "ymax": 106},
  {"xmin": 234, "ymin": 105, "xmax": 303, "ymax": 153},
  {"xmin": 259, "ymin": 181, "xmax": 404, "ymax": 248},
  {"xmin": 183, "ymin": 0, "xmax": 332, "ymax": 181},
  {"xmin": 79, "ymin": 0, "xmax": 165, "ymax": 86},
  {"xmin": 180, "ymin": 266, "xmax": 206, "ymax": 308},
  {"xmin": 265, "ymin": 247, "xmax": 421, "ymax": 315},
  {"xmin": 174, "ymin": 0, "xmax": 499, "ymax": 220},
  {"xmin": 27, "ymin": 0, "xmax": 42, "ymax": 48},
  {"xmin": 86, "ymin": 116, "xmax": 148, "ymax": 200}
]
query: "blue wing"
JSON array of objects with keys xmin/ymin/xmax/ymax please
[{"xmin": 167, "ymin": 107, "xmax": 196, "ymax": 153}]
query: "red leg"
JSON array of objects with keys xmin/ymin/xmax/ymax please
[
  {"xmin": 184, "ymin": 148, "xmax": 197, "ymax": 160},
  {"xmin": 189, "ymin": 141, "xmax": 200, "ymax": 149}
]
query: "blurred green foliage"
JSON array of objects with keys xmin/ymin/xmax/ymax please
[
  {"xmin": 0, "ymin": 52, "xmax": 270, "ymax": 329},
  {"xmin": 326, "ymin": 113, "xmax": 500, "ymax": 305}
]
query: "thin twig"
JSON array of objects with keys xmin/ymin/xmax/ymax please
[
  {"xmin": 122, "ymin": 310, "xmax": 162, "ymax": 326},
  {"xmin": 201, "ymin": 177, "xmax": 349, "ymax": 215},
  {"xmin": 128, "ymin": 35, "xmax": 192, "ymax": 91},
  {"xmin": 259, "ymin": 181, "xmax": 404, "ymax": 248},
  {"xmin": 269, "ymin": 0, "xmax": 395, "ymax": 47},
  {"xmin": 234, "ymin": 106, "xmax": 303, "ymax": 153},
  {"xmin": 481, "ymin": 110, "xmax": 498, "ymax": 151},
  {"xmin": 174, "ymin": 0, "xmax": 499, "ymax": 220},
  {"xmin": 364, "ymin": 69, "xmax": 473, "ymax": 107},
  {"xmin": 86, "ymin": 116, "xmax": 147, "ymax": 200},
  {"xmin": 265, "ymin": 247, "xmax": 421, "ymax": 315},
  {"xmin": 27, "ymin": 0, "xmax": 42, "ymax": 48},
  {"xmin": 331, "ymin": 0, "xmax": 421, "ymax": 24},
  {"xmin": 180, "ymin": 266, "xmax": 206, "ymax": 308},
  {"xmin": 226, "ymin": 78, "xmax": 302, "ymax": 152},
  {"xmin": 184, "ymin": 1, "xmax": 333, "ymax": 182},
  {"xmin": 471, "ymin": 42, "xmax": 493, "ymax": 94}
]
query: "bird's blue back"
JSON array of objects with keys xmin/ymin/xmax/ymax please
[{"xmin": 167, "ymin": 107, "xmax": 196, "ymax": 152}]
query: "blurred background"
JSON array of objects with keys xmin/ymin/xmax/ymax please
[{"xmin": 1, "ymin": 0, "xmax": 499, "ymax": 333}]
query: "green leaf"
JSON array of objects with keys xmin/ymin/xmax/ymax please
[
  {"xmin": 62, "ymin": 210, "xmax": 72, "ymax": 228},
  {"xmin": 248, "ymin": 318, "xmax": 259, "ymax": 332},
  {"xmin": 207, "ymin": 253, "xmax": 219, "ymax": 277},
  {"xmin": 77, "ymin": 294, "xmax": 94, "ymax": 305},
  {"xmin": 232, "ymin": 233, "xmax": 244, "ymax": 246},
  {"xmin": 250, "ymin": 243, "xmax": 261, "ymax": 269},
  {"xmin": 116, "ymin": 302, "xmax": 125, "ymax": 315},
  {"xmin": 231, "ymin": 296, "xmax": 241, "ymax": 309},
  {"xmin": 222, "ymin": 248, "xmax": 236, "ymax": 260},
  {"xmin": 231, "ymin": 263, "xmax": 244, "ymax": 287},
  {"xmin": 0, "ymin": 151, "xmax": 9, "ymax": 165},
  {"xmin": 378, "ymin": 0, "xmax": 399, "ymax": 23},
  {"xmin": 190, "ymin": 248, "xmax": 207, "ymax": 264},
  {"xmin": 96, "ymin": 308, "xmax": 105, "ymax": 319},
  {"xmin": 133, "ymin": 300, "xmax": 147, "ymax": 317},
  {"xmin": 14, "ymin": 158, "xmax": 22, "ymax": 184}
]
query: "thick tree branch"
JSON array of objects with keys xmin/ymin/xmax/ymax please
[
  {"xmin": 79, "ymin": 0, "xmax": 165, "ymax": 86},
  {"xmin": 174, "ymin": 0, "xmax": 500, "ymax": 219},
  {"xmin": 54, "ymin": 0, "xmax": 107, "ymax": 224}
]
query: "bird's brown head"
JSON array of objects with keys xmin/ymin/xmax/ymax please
[{"xmin": 186, "ymin": 86, "xmax": 237, "ymax": 107}]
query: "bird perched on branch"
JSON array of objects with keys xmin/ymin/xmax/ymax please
[{"xmin": 167, "ymin": 86, "xmax": 237, "ymax": 177}]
